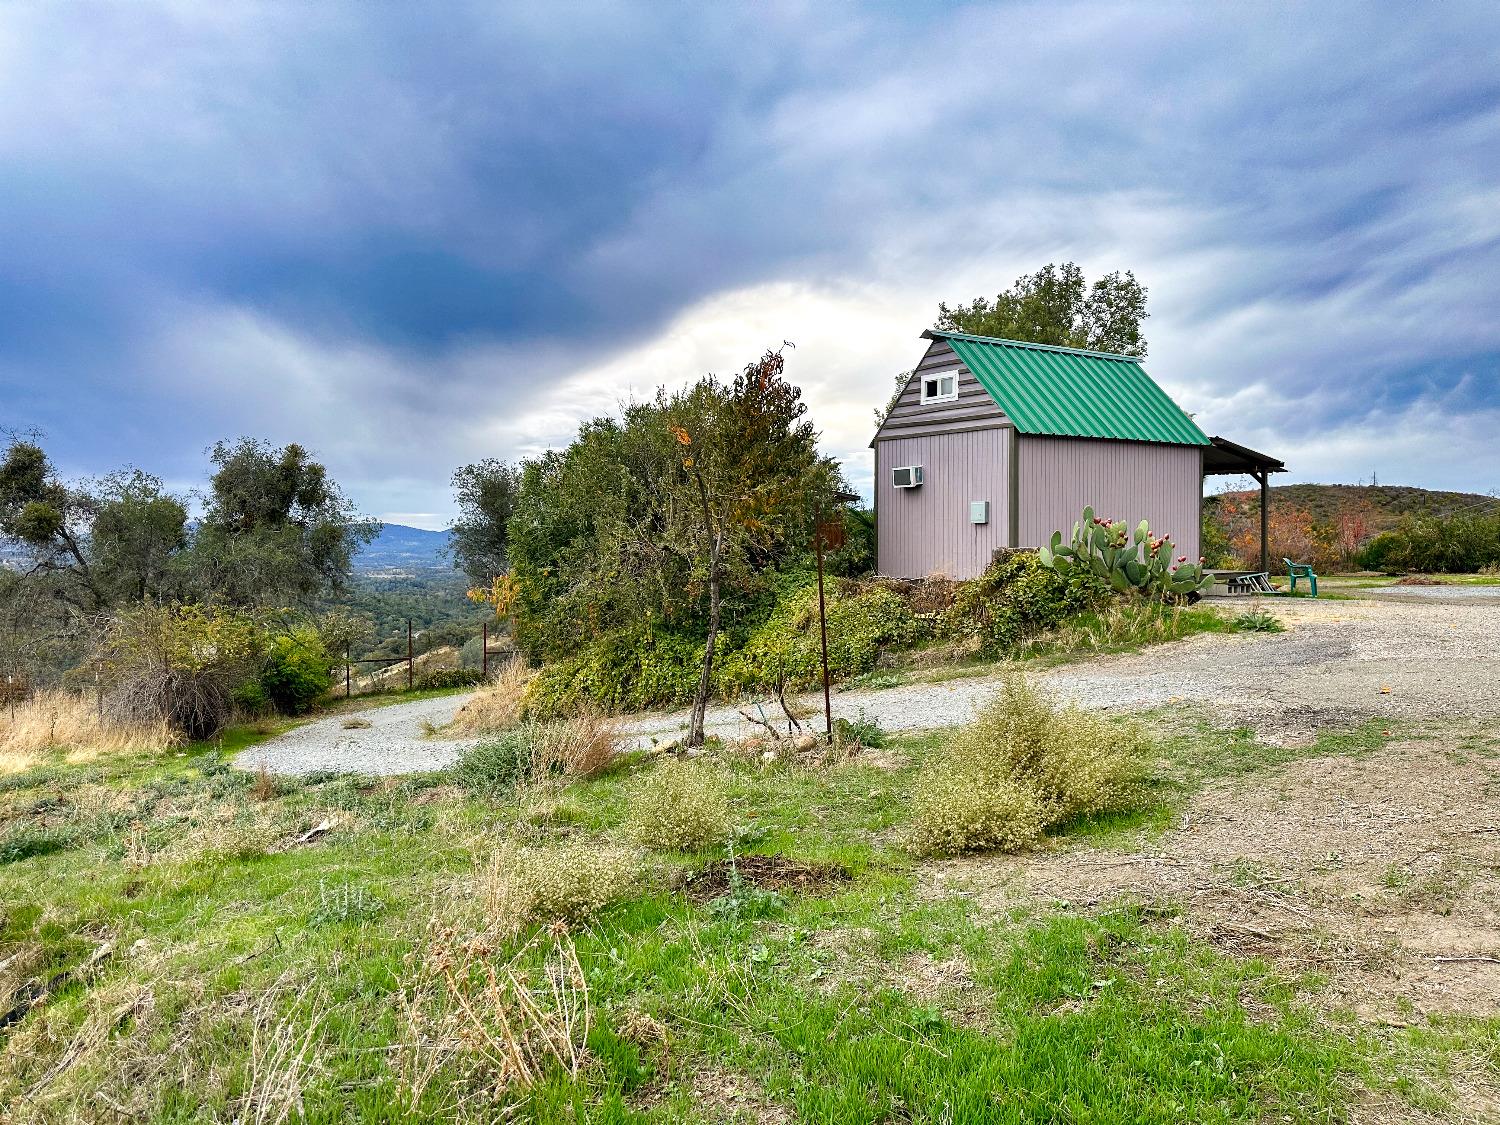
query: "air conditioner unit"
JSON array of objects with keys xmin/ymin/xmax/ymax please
[{"xmin": 892, "ymin": 465, "xmax": 924, "ymax": 489}]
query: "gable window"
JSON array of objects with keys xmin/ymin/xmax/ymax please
[{"xmin": 921, "ymin": 373, "xmax": 957, "ymax": 403}]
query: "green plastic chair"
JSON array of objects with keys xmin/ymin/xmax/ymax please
[{"xmin": 1283, "ymin": 558, "xmax": 1317, "ymax": 597}]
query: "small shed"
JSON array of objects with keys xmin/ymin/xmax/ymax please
[{"xmin": 871, "ymin": 329, "xmax": 1281, "ymax": 579}]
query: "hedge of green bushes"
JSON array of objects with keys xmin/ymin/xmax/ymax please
[
  {"xmin": 1358, "ymin": 513, "xmax": 1500, "ymax": 574},
  {"xmin": 523, "ymin": 552, "xmax": 1104, "ymax": 718}
]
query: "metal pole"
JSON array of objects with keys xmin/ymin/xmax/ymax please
[
  {"xmin": 482, "ymin": 621, "xmax": 488, "ymax": 679},
  {"xmin": 816, "ymin": 528, "xmax": 833, "ymax": 744},
  {"xmin": 345, "ymin": 644, "xmax": 351, "ymax": 698},
  {"xmin": 407, "ymin": 619, "xmax": 414, "ymax": 691},
  {"xmin": 1259, "ymin": 470, "xmax": 1270, "ymax": 576}
]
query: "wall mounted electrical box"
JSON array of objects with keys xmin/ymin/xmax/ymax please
[{"xmin": 970, "ymin": 500, "xmax": 990, "ymax": 525}]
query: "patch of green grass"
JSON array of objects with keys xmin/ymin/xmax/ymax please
[
  {"xmin": 1157, "ymin": 713, "xmax": 1390, "ymax": 792},
  {"xmin": 1019, "ymin": 603, "xmax": 1239, "ymax": 666},
  {"xmin": 0, "ymin": 822, "xmax": 74, "ymax": 864},
  {"xmin": 2, "ymin": 710, "xmax": 1492, "ymax": 1121}
]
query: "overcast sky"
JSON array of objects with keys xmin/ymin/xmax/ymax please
[{"xmin": 3, "ymin": 2, "xmax": 1498, "ymax": 528}]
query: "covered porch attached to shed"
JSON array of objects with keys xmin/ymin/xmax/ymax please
[{"xmin": 1204, "ymin": 436, "xmax": 1287, "ymax": 576}]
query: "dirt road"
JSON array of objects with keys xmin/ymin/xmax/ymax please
[{"xmin": 239, "ymin": 591, "xmax": 1500, "ymax": 775}]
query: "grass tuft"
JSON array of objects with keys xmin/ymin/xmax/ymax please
[{"xmin": 452, "ymin": 715, "xmax": 620, "ymax": 796}]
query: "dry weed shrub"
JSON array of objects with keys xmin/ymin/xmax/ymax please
[
  {"xmin": 479, "ymin": 840, "xmax": 641, "ymax": 934},
  {"xmin": 624, "ymin": 758, "xmax": 732, "ymax": 851},
  {"xmin": 907, "ymin": 675, "xmax": 1148, "ymax": 856},
  {"xmin": 526, "ymin": 714, "xmax": 618, "ymax": 781},
  {"xmin": 0, "ymin": 689, "xmax": 175, "ymax": 773},
  {"xmin": 396, "ymin": 924, "xmax": 589, "ymax": 1113},
  {"xmin": 450, "ymin": 659, "xmax": 534, "ymax": 736},
  {"xmin": 906, "ymin": 769, "xmax": 1046, "ymax": 856},
  {"xmin": 960, "ymin": 675, "xmax": 1147, "ymax": 821}
]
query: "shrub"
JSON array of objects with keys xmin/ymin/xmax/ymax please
[
  {"xmin": 905, "ymin": 675, "xmax": 1148, "ymax": 856},
  {"xmin": 716, "ymin": 577, "xmax": 922, "ymax": 698},
  {"xmin": 1358, "ymin": 513, "xmax": 1500, "ymax": 574},
  {"xmin": 452, "ymin": 731, "xmax": 533, "ymax": 795},
  {"xmin": 480, "ymin": 840, "xmax": 641, "ymax": 932},
  {"xmin": 258, "ymin": 628, "xmax": 334, "ymax": 715},
  {"xmin": 906, "ymin": 769, "xmax": 1046, "ymax": 856},
  {"xmin": 458, "ymin": 633, "xmax": 485, "ymax": 669},
  {"xmin": 415, "ymin": 667, "xmax": 487, "ymax": 691},
  {"xmin": 451, "ymin": 658, "xmax": 534, "ymax": 735},
  {"xmin": 834, "ymin": 711, "xmax": 888, "ymax": 749},
  {"xmin": 451, "ymin": 715, "xmax": 620, "ymax": 795},
  {"xmin": 939, "ymin": 551, "xmax": 1106, "ymax": 655},
  {"xmin": 525, "ymin": 627, "xmax": 704, "ymax": 718},
  {"xmin": 97, "ymin": 603, "xmax": 264, "ymax": 740},
  {"xmin": 625, "ymin": 759, "xmax": 732, "ymax": 851},
  {"xmin": 963, "ymin": 676, "xmax": 1147, "ymax": 823}
]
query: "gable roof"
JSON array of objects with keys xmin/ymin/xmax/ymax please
[{"xmin": 923, "ymin": 329, "xmax": 1210, "ymax": 447}]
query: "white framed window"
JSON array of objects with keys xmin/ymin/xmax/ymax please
[{"xmin": 920, "ymin": 373, "xmax": 957, "ymax": 403}]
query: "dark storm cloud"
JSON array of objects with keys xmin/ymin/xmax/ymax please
[{"xmin": 2, "ymin": 1, "xmax": 1498, "ymax": 518}]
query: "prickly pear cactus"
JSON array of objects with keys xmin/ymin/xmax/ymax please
[{"xmin": 1038, "ymin": 506, "xmax": 1213, "ymax": 599}]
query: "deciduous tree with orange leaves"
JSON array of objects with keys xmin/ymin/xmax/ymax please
[{"xmin": 658, "ymin": 349, "xmax": 840, "ymax": 746}]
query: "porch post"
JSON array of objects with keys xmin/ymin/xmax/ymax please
[{"xmin": 1258, "ymin": 470, "xmax": 1270, "ymax": 576}]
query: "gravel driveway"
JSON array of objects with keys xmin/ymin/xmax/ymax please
[
  {"xmin": 237, "ymin": 693, "xmax": 484, "ymax": 777},
  {"xmin": 239, "ymin": 592, "xmax": 1500, "ymax": 776}
]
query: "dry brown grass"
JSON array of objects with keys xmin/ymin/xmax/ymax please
[
  {"xmin": 449, "ymin": 659, "xmax": 534, "ymax": 736},
  {"xmin": 0, "ymin": 952, "xmax": 325, "ymax": 1125},
  {"xmin": 0, "ymin": 689, "xmax": 175, "ymax": 774},
  {"xmin": 526, "ymin": 713, "xmax": 619, "ymax": 782},
  {"xmin": 396, "ymin": 923, "xmax": 590, "ymax": 1113},
  {"xmin": 235, "ymin": 978, "xmax": 324, "ymax": 1125}
]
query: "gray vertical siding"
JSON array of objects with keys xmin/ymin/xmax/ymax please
[
  {"xmin": 875, "ymin": 428, "xmax": 1012, "ymax": 579},
  {"xmin": 1016, "ymin": 436, "xmax": 1203, "ymax": 562},
  {"xmin": 872, "ymin": 341, "xmax": 1009, "ymax": 442}
]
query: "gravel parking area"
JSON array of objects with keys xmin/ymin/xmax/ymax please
[{"xmin": 239, "ymin": 592, "xmax": 1500, "ymax": 775}]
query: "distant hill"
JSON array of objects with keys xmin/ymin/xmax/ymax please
[
  {"xmin": 355, "ymin": 523, "xmax": 453, "ymax": 572},
  {"xmin": 1206, "ymin": 483, "xmax": 1496, "ymax": 525}
]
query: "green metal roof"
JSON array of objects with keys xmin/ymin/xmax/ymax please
[{"xmin": 927, "ymin": 330, "xmax": 1210, "ymax": 446}]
